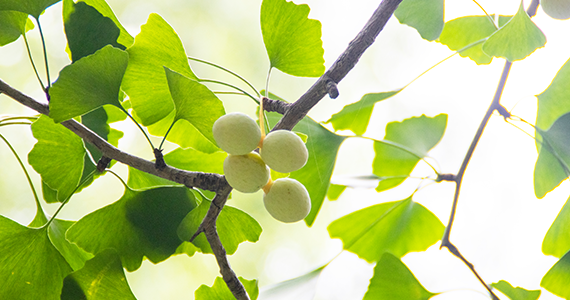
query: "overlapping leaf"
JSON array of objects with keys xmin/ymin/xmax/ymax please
[
  {"xmin": 541, "ymin": 250, "xmax": 570, "ymax": 299},
  {"xmin": 74, "ymin": 0, "xmax": 133, "ymax": 47},
  {"xmin": 395, "ymin": 0, "xmax": 444, "ymax": 41},
  {"xmin": 0, "ymin": 0, "xmax": 60, "ymax": 19},
  {"xmin": 543, "ymin": 196, "xmax": 570, "ymax": 258},
  {"xmin": 0, "ymin": 11, "xmax": 33, "ymax": 46},
  {"xmin": 261, "ymin": 0, "xmax": 324, "ymax": 77},
  {"xmin": 363, "ymin": 253, "xmax": 436, "ymax": 300},
  {"xmin": 328, "ymin": 197, "xmax": 444, "ymax": 262},
  {"xmin": 49, "ymin": 45, "xmax": 128, "ymax": 122},
  {"xmin": 177, "ymin": 200, "xmax": 262, "ymax": 255},
  {"xmin": 373, "ymin": 114, "xmax": 447, "ymax": 192},
  {"xmin": 67, "ymin": 186, "xmax": 197, "ymax": 271},
  {"xmin": 534, "ymin": 113, "xmax": 570, "ymax": 198},
  {"xmin": 491, "ymin": 280, "xmax": 540, "ymax": 300},
  {"xmin": 128, "ymin": 147, "xmax": 226, "ymax": 189},
  {"xmin": 537, "ymin": 57, "xmax": 570, "ymax": 132},
  {"xmin": 48, "ymin": 219, "xmax": 94, "ymax": 271},
  {"xmin": 122, "ymin": 13, "xmax": 197, "ymax": 126},
  {"xmin": 196, "ymin": 277, "xmax": 258, "ymax": 300},
  {"xmin": 61, "ymin": 249, "xmax": 136, "ymax": 300},
  {"xmin": 164, "ymin": 67, "xmax": 226, "ymax": 145},
  {"xmin": 439, "ymin": 16, "xmax": 497, "ymax": 64},
  {"xmin": 0, "ymin": 216, "xmax": 73, "ymax": 300},
  {"xmin": 63, "ymin": 0, "xmax": 125, "ymax": 62},
  {"xmin": 482, "ymin": 2, "xmax": 546, "ymax": 62},
  {"xmin": 28, "ymin": 115, "xmax": 86, "ymax": 202},
  {"xmin": 326, "ymin": 91, "xmax": 400, "ymax": 136}
]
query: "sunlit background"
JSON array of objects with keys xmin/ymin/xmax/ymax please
[{"xmin": 1, "ymin": 0, "xmax": 570, "ymax": 299}]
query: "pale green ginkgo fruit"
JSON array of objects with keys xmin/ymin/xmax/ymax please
[
  {"xmin": 224, "ymin": 152, "xmax": 270, "ymax": 193},
  {"xmin": 542, "ymin": 0, "xmax": 570, "ymax": 19},
  {"xmin": 263, "ymin": 178, "xmax": 311, "ymax": 223},
  {"xmin": 213, "ymin": 112, "xmax": 261, "ymax": 155},
  {"xmin": 260, "ymin": 130, "xmax": 308, "ymax": 173}
]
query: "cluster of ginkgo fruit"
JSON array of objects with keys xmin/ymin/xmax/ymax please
[{"xmin": 212, "ymin": 112, "xmax": 311, "ymax": 223}]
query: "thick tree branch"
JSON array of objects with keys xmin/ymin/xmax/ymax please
[{"xmin": 272, "ymin": 0, "xmax": 403, "ymax": 130}]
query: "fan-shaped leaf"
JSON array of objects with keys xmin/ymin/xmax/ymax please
[
  {"xmin": 439, "ymin": 16, "xmax": 497, "ymax": 64},
  {"xmin": 195, "ymin": 277, "xmax": 258, "ymax": 300},
  {"xmin": 395, "ymin": 0, "xmax": 444, "ymax": 41},
  {"xmin": 261, "ymin": 0, "xmax": 324, "ymax": 77},
  {"xmin": 75, "ymin": 0, "xmax": 133, "ymax": 47},
  {"xmin": 543, "ymin": 196, "xmax": 570, "ymax": 257},
  {"xmin": 0, "ymin": 11, "xmax": 33, "ymax": 46},
  {"xmin": 541, "ymin": 250, "xmax": 570, "ymax": 299},
  {"xmin": 0, "ymin": 0, "xmax": 60, "ymax": 19},
  {"xmin": 491, "ymin": 280, "xmax": 540, "ymax": 300},
  {"xmin": 537, "ymin": 57, "xmax": 570, "ymax": 132},
  {"xmin": 328, "ymin": 197, "xmax": 444, "ymax": 262}
]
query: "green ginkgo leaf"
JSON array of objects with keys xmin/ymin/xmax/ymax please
[
  {"xmin": 439, "ymin": 15, "xmax": 497, "ymax": 64},
  {"xmin": 326, "ymin": 91, "xmax": 400, "ymax": 136},
  {"xmin": 177, "ymin": 200, "xmax": 262, "ymax": 255},
  {"xmin": 75, "ymin": 0, "xmax": 133, "ymax": 47},
  {"xmin": 326, "ymin": 184, "xmax": 346, "ymax": 201},
  {"xmin": 195, "ymin": 277, "xmax": 258, "ymax": 300},
  {"xmin": 541, "ymin": 250, "xmax": 570, "ymax": 299},
  {"xmin": 534, "ymin": 113, "xmax": 570, "ymax": 198},
  {"xmin": 537, "ymin": 57, "xmax": 570, "ymax": 132},
  {"xmin": 28, "ymin": 115, "xmax": 86, "ymax": 202},
  {"xmin": 0, "ymin": 216, "xmax": 73, "ymax": 300},
  {"xmin": 49, "ymin": 45, "xmax": 128, "ymax": 123},
  {"xmin": 127, "ymin": 147, "xmax": 226, "ymax": 190},
  {"xmin": 67, "ymin": 186, "xmax": 197, "ymax": 271},
  {"xmin": 363, "ymin": 253, "xmax": 436, "ymax": 300},
  {"xmin": 261, "ymin": 0, "xmax": 325, "ymax": 77},
  {"xmin": 61, "ymin": 249, "xmax": 136, "ymax": 300},
  {"xmin": 0, "ymin": 11, "xmax": 33, "ymax": 46},
  {"xmin": 373, "ymin": 114, "xmax": 447, "ymax": 192},
  {"xmin": 482, "ymin": 1, "xmax": 546, "ymax": 62},
  {"xmin": 63, "ymin": 0, "xmax": 125, "ymax": 62},
  {"xmin": 122, "ymin": 13, "xmax": 197, "ymax": 126},
  {"xmin": 48, "ymin": 219, "xmax": 94, "ymax": 271},
  {"xmin": 491, "ymin": 280, "xmax": 541, "ymax": 300},
  {"xmin": 543, "ymin": 196, "xmax": 570, "ymax": 258},
  {"xmin": 164, "ymin": 67, "xmax": 226, "ymax": 145},
  {"xmin": 0, "ymin": 0, "xmax": 60, "ymax": 19},
  {"xmin": 395, "ymin": 0, "xmax": 444, "ymax": 41},
  {"xmin": 328, "ymin": 197, "xmax": 444, "ymax": 262}
]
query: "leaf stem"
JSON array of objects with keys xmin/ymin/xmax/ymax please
[
  {"xmin": 36, "ymin": 18, "xmax": 51, "ymax": 90},
  {"xmin": 188, "ymin": 56, "xmax": 260, "ymax": 97},
  {"xmin": 158, "ymin": 120, "xmax": 176, "ymax": 150},
  {"xmin": 121, "ymin": 108, "xmax": 155, "ymax": 150},
  {"xmin": 472, "ymin": 0, "xmax": 498, "ymax": 30},
  {"xmin": 22, "ymin": 33, "xmax": 46, "ymax": 92},
  {"xmin": 45, "ymin": 169, "xmax": 97, "ymax": 228},
  {"xmin": 0, "ymin": 133, "xmax": 43, "ymax": 220},
  {"xmin": 199, "ymin": 79, "xmax": 259, "ymax": 103}
]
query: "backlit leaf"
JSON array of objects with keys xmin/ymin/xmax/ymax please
[
  {"xmin": 177, "ymin": 200, "xmax": 262, "ymax": 255},
  {"xmin": 164, "ymin": 67, "xmax": 226, "ymax": 145},
  {"xmin": 122, "ymin": 13, "xmax": 197, "ymax": 126},
  {"xmin": 28, "ymin": 115, "xmax": 86, "ymax": 202},
  {"xmin": 49, "ymin": 45, "xmax": 128, "ymax": 123},
  {"xmin": 491, "ymin": 280, "xmax": 541, "ymax": 300},
  {"xmin": 534, "ymin": 113, "xmax": 570, "ymax": 198},
  {"xmin": 63, "ymin": 0, "xmax": 125, "ymax": 62},
  {"xmin": 326, "ymin": 184, "xmax": 346, "ymax": 201},
  {"xmin": 363, "ymin": 253, "xmax": 436, "ymax": 300},
  {"xmin": 0, "ymin": 216, "xmax": 72, "ymax": 300},
  {"xmin": 48, "ymin": 219, "xmax": 93, "ymax": 271},
  {"xmin": 61, "ymin": 249, "xmax": 136, "ymax": 300},
  {"xmin": 195, "ymin": 277, "xmax": 258, "ymax": 300},
  {"xmin": 482, "ymin": 1, "xmax": 546, "ymax": 62},
  {"xmin": 439, "ymin": 15, "xmax": 497, "ymax": 64},
  {"xmin": 67, "ymin": 186, "xmax": 197, "ymax": 271},
  {"xmin": 326, "ymin": 91, "xmax": 400, "ymax": 136},
  {"xmin": 0, "ymin": 0, "xmax": 61, "ymax": 19},
  {"xmin": 75, "ymin": 0, "xmax": 133, "ymax": 47},
  {"xmin": 537, "ymin": 57, "xmax": 570, "ymax": 131},
  {"xmin": 373, "ymin": 114, "xmax": 447, "ymax": 192},
  {"xmin": 0, "ymin": 11, "xmax": 33, "ymax": 46},
  {"xmin": 395, "ymin": 0, "xmax": 444, "ymax": 41},
  {"xmin": 543, "ymin": 195, "xmax": 570, "ymax": 258},
  {"xmin": 127, "ymin": 147, "xmax": 226, "ymax": 190},
  {"xmin": 541, "ymin": 250, "xmax": 570, "ymax": 299},
  {"xmin": 261, "ymin": 0, "xmax": 324, "ymax": 77},
  {"xmin": 328, "ymin": 197, "xmax": 444, "ymax": 262}
]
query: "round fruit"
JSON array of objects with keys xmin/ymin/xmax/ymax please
[
  {"xmin": 263, "ymin": 178, "xmax": 311, "ymax": 223},
  {"xmin": 224, "ymin": 152, "xmax": 269, "ymax": 193},
  {"xmin": 213, "ymin": 112, "xmax": 261, "ymax": 155},
  {"xmin": 260, "ymin": 130, "xmax": 308, "ymax": 173},
  {"xmin": 542, "ymin": 0, "xmax": 570, "ymax": 19}
]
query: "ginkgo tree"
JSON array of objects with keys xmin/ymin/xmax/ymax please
[{"xmin": 1, "ymin": 0, "xmax": 570, "ymax": 299}]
